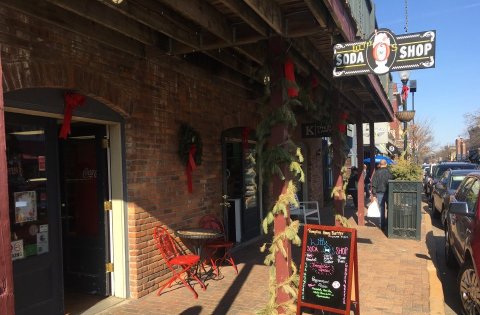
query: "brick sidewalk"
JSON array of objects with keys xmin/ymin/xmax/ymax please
[{"xmin": 98, "ymin": 202, "xmax": 437, "ymax": 315}]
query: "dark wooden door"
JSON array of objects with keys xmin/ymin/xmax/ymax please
[
  {"xmin": 6, "ymin": 113, "xmax": 63, "ymax": 315},
  {"xmin": 60, "ymin": 123, "xmax": 110, "ymax": 296}
]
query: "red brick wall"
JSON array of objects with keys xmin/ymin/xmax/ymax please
[{"xmin": 0, "ymin": 6, "xmax": 260, "ymax": 298}]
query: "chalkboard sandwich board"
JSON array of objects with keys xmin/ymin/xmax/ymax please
[{"xmin": 297, "ymin": 224, "xmax": 359, "ymax": 315}]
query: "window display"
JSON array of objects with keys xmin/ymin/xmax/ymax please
[
  {"xmin": 7, "ymin": 123, "xmax": 49, "ymax": 260},
  {"xmin": 244, "ymin": 148, "xmax": 257, "ymax": 209}
]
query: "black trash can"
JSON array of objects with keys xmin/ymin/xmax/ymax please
[{"xmin": 387, "ymin": 180, "xmax": 422, "ymax": 240}]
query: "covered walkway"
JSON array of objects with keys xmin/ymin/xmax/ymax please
[{"xmin": 96, "ymin": 201, "xmax": 437, "ymax": 315}]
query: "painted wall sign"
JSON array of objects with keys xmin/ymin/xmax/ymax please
[
  {"xmin": 302, "ymin": 123, "xmax": 332, "ymax": 138},
  {"xmin": 333, "ymin": 29, "xmax": 436, "ymax": 77},
  {"xmin": 297, "ymin": 225, "xmax": 359, "ymax": 315}
]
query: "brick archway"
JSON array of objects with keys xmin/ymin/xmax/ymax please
[{"xmin": 2, "ymin": 61, "xmax": 131, "ymax": 117}]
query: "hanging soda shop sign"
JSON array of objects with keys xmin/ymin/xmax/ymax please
[{"xmin": 333, "ymin": 29, "xmax": 436, "ymax": 77}]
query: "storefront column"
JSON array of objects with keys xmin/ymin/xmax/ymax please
[
  {"xmin": 331, "ymin": 93, "xmax": 345, "ymax": 222},
  {"xmin": 306, "ymin": 138, "xmax": 324, "ymax": 207},
  {"xmin": 268, "ymin": 36, "xmax": 291, "ymax": 312},
  {"xmin": 369, "ymin": 122, "xmax": 376, "ymax": 172},
  {"xmin": 0, "ymin": 57, "xmax": 15, "ymax": 314},
  {"xmin": 355, "ymin": 111, "xmax": 365, "ymax": 226}
]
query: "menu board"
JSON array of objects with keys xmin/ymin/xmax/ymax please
[{"xmin": 297, "ymin": 225, "xmax": 358, "ymax": 315}]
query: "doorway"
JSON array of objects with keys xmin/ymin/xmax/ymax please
[
  {"xmin": 6, "ymin": 113, "xmax": 114, "ymax": 314},
  {"xmin": 222, "ymin": 128, "xmax": 260, "ymax": 243},
  {"xmin": 59, "ymin": 123, "xmax": 112, "ymax": 311}
]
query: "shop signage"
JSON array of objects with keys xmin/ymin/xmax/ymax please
[
  {"xmin": 297, "ymin": 225, "xmax": 359, "ymax": 315},
  {"xmin": 302, "ymin": 123, "xmax": 331, "ymax": 138},
  {"xmin": 11, "ymin": 240, "xmax": 24, "ymax": 260},
  {"xmin": 333, "ymin": 29, "xmax": 436, "ymax": 77},
  {"xmin": 363, "ymin": 122, "xmax": 389, "ymax": 145},
  {"xmin": 387, "ymin": 142, "xmax": 400, "ymax": 155}
]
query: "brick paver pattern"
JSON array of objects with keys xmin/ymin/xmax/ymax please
[{"xmin": 99, "ymin": 212, "xmax": 431, "ymax": 314}]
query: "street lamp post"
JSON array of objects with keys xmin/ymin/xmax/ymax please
[
  {"xmin": 410, "ymin": 80, "xmax": 416, "ymax": 121},
  {"xmin": 395, "ymin": 71, "xmax": 416, "ymax": 156},
  {"xmin": 410, "ymin": 80, "xmax": 417, "ymax": 161},
  {"xmin": 400, "ymin": 71, "xmax": 410, "ymax": 152}
]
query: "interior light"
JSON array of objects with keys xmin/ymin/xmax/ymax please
[{"xmin": 9, "ymin": 130, "xmax": 45, "ymax": 135}]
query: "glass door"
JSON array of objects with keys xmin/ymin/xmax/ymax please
[
  {"xmin": 60, "ymin": 123, "xmax": 110, "ymax": 296},
  {"xmin": 6, "ymin": 113, "xmax": 63, "ymax": 315}
]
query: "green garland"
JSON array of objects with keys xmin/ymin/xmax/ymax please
[
  {"xmin": 178, "ymin": 123, "xmax": 203, "ymax": 165},
  {"xmin": 255, "ymin": 67, "xmax": 305, "ymax": 314}
]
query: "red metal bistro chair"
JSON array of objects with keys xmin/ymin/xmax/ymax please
[
  {"xmin": 198, "ymin": 215, "xmax": 238, "ymax": 277},
  {"xmin": 153, "ymin": 226, "xmax": 206, "ymax": 299}
]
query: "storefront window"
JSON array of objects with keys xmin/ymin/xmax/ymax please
[
  {"xmin": 244, "ymin": 148, "xmax": 257, "ymax": 209},
  {"xmin": 7, "ymin": 123, "xmax": 49, "ymax": 260}
]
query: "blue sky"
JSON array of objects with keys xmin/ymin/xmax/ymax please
[{"xmin": 374, "ymin": 0, "xmax": 480, "ymax": 148}]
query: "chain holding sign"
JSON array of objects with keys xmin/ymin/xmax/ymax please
[{"xmin": 333, "ymin": 29, "xmax": 436, "ymax": 77}]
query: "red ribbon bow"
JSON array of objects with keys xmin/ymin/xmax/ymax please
[
  {"xmin": 284, "ymin": 58, "xmax": 299, "ymax": 98},
  {"xmin": 186, "ymin": 144, "xmax": 197, "ymax": 193},
  {"xmin": 338, "ymin": 112, "xmax": 348, "ymax": 133},
  {"xmin": 401, "ymin": 85, "xmax": 409, "ymax": 102},
  {"xmin": 59, "ymin": 92, "xmax": 85, "ymax": 139}
]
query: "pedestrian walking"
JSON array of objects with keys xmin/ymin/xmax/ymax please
[
  {"xmin": 371, "ymin": 159, "xmax": 393, "ymax": 230},
  {"xmin": 363, "ymin": 164, "xmax": 371, "ymax": 199},
  {"xmin": 347, "ymin": 166, "xmax": 359, "ymax": 209}
]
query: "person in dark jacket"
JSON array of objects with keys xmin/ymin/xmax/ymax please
[
  {"xmin": 371, "ymin": 159, "xmax": 393, "ymax": 230},
  {"xmin": 347, "ymin": 166, "xmax": 359, "ymax": 208},
  {"xmin": 364, "ymin": 164, "xmax": 371, "ymax": 199}
]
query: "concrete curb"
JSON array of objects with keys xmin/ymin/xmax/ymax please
[{"xmin": 423, "ymin": 206, "xmax": 446, "ymax": 315}]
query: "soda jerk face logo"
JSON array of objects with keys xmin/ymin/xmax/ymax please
[
  {"xmin": 333, "ymin": 29, "xmax": 436, "ymax": 77},
  {"xmin": 366, "ymin": 29, "xmax": 397, "ymax": 74}
]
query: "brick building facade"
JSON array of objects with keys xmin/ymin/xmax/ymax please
[{"xmin": 0, "ymin": 2, "xmax": 392, "ymax": 314}]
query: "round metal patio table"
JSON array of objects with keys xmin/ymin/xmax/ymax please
[{"xmin": 175, "ymin": 228, "xmax": 222, "ymax": 277}]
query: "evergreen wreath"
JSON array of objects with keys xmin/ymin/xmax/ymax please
[{"xmin": 178, "ymin": 123, "xmax": 203, "ymax": 166}]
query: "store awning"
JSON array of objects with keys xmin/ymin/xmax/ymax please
[{"xmin": 376, "ymin": 144, "xmax": 388, "ymax": 154}]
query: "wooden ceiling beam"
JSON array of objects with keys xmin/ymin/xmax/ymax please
[
  {"xmin": 172, "ymin": 36, "xmax": 266, "ymax": 65},
  {"xmin": 243, "ymin": 0, "xmax": 284, "ymax": 35},
  {"xmin": 286, "ymin": 25, "xmax": 323, "ymax": 38},
  {"xmin": 220, "ymin": 0, "xmax": 269, "ymax": 37},
  {"xmin": 156, "ymin": 0, "xmax": 267, "ymax": 69},
  {"xmin": 2, "ymin": 0, "xmax": 145, "ymax": 57},
  {"xmin": 290, "ymin": 37, "xmax": 332, "ymax": 81},
  {"xmin": 100, "ymin": 0, "xmax": 201, "ymax": 50},
  {"xmin": 304, "ymin": 0, "xmax": 329, "ymax": 29},
  {"xmin": 159, "ymin": 0, "xmax": 233, "ymax": 43},
  {"xmin": 181, "ymin": 53, "xmax": 256, "ymax": 91},
  {"xmin": 233, "ymin": 42, "xmax": 266, "ymax": 65},
  {"xmin": 46, "ymin": 0, "xmax": 155, "ymax": 45},
  {"xmin": 204, "ymin": 49, "xmax": 262, "ymax": 83}
]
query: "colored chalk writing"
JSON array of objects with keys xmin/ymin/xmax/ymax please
[{"xmin": 297, "ymin": 225, "xmax": 359, "ymax": 315}]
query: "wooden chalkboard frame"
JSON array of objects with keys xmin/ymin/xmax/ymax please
[{"xmin": 296, "ymin": 224, "xmax": 359, "ymax": 315}]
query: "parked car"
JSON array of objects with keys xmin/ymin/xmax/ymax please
[
  {"xmin": 431, "ymin": 169, "xmax": 478, "ymax": 225},
  {"xmin": 427, "ymin": 162, "xmax": 478, "ymax": 203},
  {"xmin": 444, "ymin": 172, "xmax": 480, "ymax": 313}
]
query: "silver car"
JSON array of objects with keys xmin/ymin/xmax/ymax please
[{"xmin": 432, "ymin": 169, "xmax": 480, "ymax": 226}]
